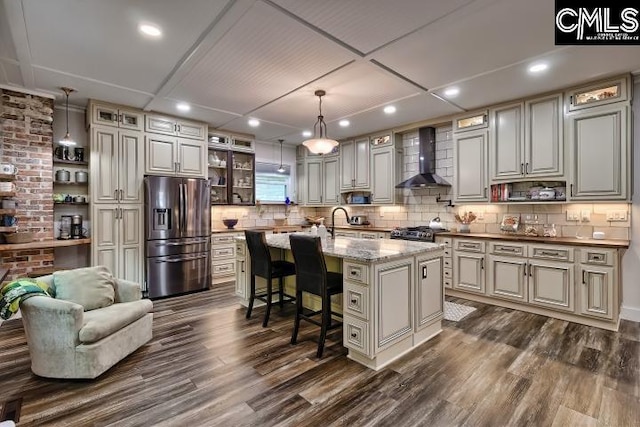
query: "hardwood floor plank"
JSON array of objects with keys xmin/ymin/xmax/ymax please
[{"xmin": 1, "ymin": 286, "xmax": 639, "ymax": 427}]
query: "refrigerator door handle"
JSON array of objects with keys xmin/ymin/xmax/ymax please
[
  {"xmin": 178, "ymin": 183, "xmax": 184, "ymax": 234},
  {"xmin": 155, "ymin": 239, "xmax": 209, "ymax": 247},
  {"xmin": 182, "ymin": 182, "xmax": 187, "ymax": 230},
  {"xmin": 154, "ymin": 254, "xmax": 208, "ymax": 263}
]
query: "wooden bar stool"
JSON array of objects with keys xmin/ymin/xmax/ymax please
[
  {"xmin": 288, "ymin": 234, "xmax": 343, "ymax": 358},
  {"xmin": 244, "ymin": 231, "xmax": 296, "ymax": 327}
]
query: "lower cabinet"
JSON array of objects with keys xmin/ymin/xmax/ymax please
[
  {"xmin": 448, "ymin": 238, "xmax": 621, "ymax": 329},
  {"xmin": 211, "ymin": 232, "xmax": 240, "ymax": 285},
  {"xmin": 415, "ymin": 256, "xmax": 443, "ymax": 330},
  {"xmin": 92, "ymin": 204, "xmax": 143, "ymax": 285},
  {"xmin": 375, "ymin": 259, "xmax": 413, "ymax": 350},
  {"xmin": 235, "ymin": 240, "xmax": 249, "ymax": 299}
]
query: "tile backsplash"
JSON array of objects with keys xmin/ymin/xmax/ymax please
[{"xmin": 212, "ymin": 204, "xmax": 315, "ymax": 230}]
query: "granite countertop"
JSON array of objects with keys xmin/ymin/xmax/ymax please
[
  {"xmin": 211, "ymin": 225, "xmax": 303, "ymax": 234},
  {"xmin": 237, "ymin": 233, "xmax": 443, "ymax": 263},
  {"xmin": 438, "ymin": 232, "xmax": 629, "ymax": 248}
]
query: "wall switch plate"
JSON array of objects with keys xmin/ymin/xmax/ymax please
[
  {"xmin": 566, "ymin": 210, "xmax": 580, "ymax": 221},
  {"xmin": 606, "ymin": 210, "xmax": 628, "ymax": 221},
  {"xmin": 581, "ymin": 210, "xmax": 591, "ymax": 222}
]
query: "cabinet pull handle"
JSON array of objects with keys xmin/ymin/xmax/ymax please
[
  {"xmin": 120, "ymin": 208, "xmax": 123, "ymax": 219},
  {"xmin": 114, "ymin": 189, "xmax": 118, "ymax": 201},
  {"xmin": 528, "ymin": 264, "xmax": 532, "ymax": 277},
  {"xmin": 119, "ymin": 189, "xmax": 123, "ymax": 201},
  {"xmin": 520, "ymin": 163, "xmax": 524, "ymax": 174},
  {"xmin": 570, "ymin": 184, "xmax": 574, "ymax": 197},
  {"xmin": 582, "ymin": 270, "xmax": 587, "ymax": 284},
  {"xmin": 480, "ymin": 258, "xmax": 484, "ymax": 270},
  {"xmin": 526, "ymin": 162, "xmax": 530, "ymax": 173},
  {"xmin": 570, "ymin": 95, "xmax": 574, "ymax": 105},
  {"xmin": 539, "ymin": 251, "xmax": 560, "ymax": 257},
  {"xmin": 499, "ymin": 247, "xmax": 517, "ymax": 252},
  {"xmin": 114, "ymin": 207, "xmax": 118, "ymax": 219},
  {"xmin": 484, "ymin": 187, "xmax": 487, "ymax": 197},
  {"xmin": 177, "ymin": 124, "xmax": 181, "ymax": 133},
  {"xmin": 523, "ymin": 263, "xmax": 527, "ymax": 276}
]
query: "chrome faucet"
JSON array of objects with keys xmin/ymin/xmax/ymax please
[{"xmin": 329, "ymin": 206, "xmax": 350, "ymax": 238}]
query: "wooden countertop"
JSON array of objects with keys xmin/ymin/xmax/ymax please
[
  {"xmin": 437, "ymin": 232, "xmax": 629, "ymax": 248},
  {"xmin": 0, "ymin": 238, "xmax": 91, "ymax": 252}
]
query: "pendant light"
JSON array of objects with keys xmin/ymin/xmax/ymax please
[
  {"xmin": 302, "ymin": 90, "xmax": 339, "ymax": 155},
  {"xmin": 58, "ymin": 87, "xmax": 77, "ymax": 147},
  {"xmin": 277, "ymin": 139, "xmax": 286, "ymax": 173}
]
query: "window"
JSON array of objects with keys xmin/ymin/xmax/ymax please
[{"xmin": 255, "ymin": 162, "xmax": 291, "ymax": 203}]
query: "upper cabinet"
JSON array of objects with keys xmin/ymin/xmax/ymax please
[
  {"xmin": 454, "ymin": 128, "xmax": 489, "ymax": 203},
  {"xmin": 370, "ymin": 144, "xmax": 397, "ymax": 204},
  {"xmin": 145, "ymin": 113, "xmax": 207, "ymax": 141},
  {"xmin": 454, "ymin": 111, "xmax": 488, "ymax": 133},
  {"xmin": 145, "ymin": 134, "xmax": 207, "ymax": 178},
  {"xmin": 568, "ymin": 105, "xmax": 629, "ymax": 200},
  {"xmin": 566, "ymin": 77, "xmax": 629, "ymax": 112},
  {"xmin": 89, "ymin": 101, "xmax": 143, "ymax": 131},
  {"xmin": 340, "ymin": 137, "xmax": 370, "ymax": 191},
  {"xmin": 490, "ymin": 94, "xmax": 564, "ymax": 182}
]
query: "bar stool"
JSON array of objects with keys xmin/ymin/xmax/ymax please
[
  {"xmin": 244, "ymin": 230, "xmax": 296, "ymax": 327},
  {"xmin": 288, "ymin": 234, "xmax": 343, "ymax": 358}
]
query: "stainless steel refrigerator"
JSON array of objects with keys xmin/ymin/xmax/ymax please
[{"xmin": 144, "ymin": 176, "xmax": 211, "ymax": 298}]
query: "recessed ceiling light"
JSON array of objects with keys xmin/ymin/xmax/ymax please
[
  {"xmin": 444, "ymin": 87, "xmax": 460, "ymax": 97},
  {"xmin": 176, "ymin": 102, "xmax": 190, "ymax": 112},
  {"xmin": 528, "ymin": 63, "xmax": 548, "ymax": 74},
  {"xmin": 302, "ymin": 130, "xmax": 312, "ymax": 137},
  {"xmin": 339, "ymin": 119, "xmax": 350, "ymax": 127},
  {"xmin": 384, "ymin": 105, "xmax": 396, "ymax": 114},
  {"xmin": 248, "ymin": 118, "xmax": 260, "ymax": 127},
  {"xmin": 139, "ymin": 23, "xmax": 162, "ymax": 38}
]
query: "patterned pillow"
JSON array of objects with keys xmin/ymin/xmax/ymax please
[{"xmin": 53, "ymin": 266, "xmax": 116, "ymax": 311}]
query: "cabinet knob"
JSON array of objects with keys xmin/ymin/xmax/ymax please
[
  {"xmin": 351, "ymin": 299, "xmax": 358, "ymax": 304},
  {"xmin": 351, "ymin": 333, "xmax": 357, "ymax": 338}
]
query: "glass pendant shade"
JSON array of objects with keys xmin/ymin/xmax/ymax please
[
  {"xmin": 302, "ymin": 90, "xmax": 339, "ymax": 155},
  {"xmin": 58, "ymin": 87, "xmax": 77, "ymax": 146},
  {"xmin": 277, "ymin": 139, "xmax": 286, "ymax": 173}
]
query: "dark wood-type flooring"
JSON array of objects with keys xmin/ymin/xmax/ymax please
[{"xmin": 1, "ymin": 283, "xmax": 639, "ymax": 426}]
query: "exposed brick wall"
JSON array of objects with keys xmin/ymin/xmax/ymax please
[{"xmin": 1, "ymin": 88, "xmax": 54, "ymax": 279}]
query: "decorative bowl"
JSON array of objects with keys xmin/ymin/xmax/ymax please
[
  {"xmin": 222, "ymin": 218, "xmax": 238, "ymax": 229},
  {"xmin": 4, "ymin": 232, "xmax": 34, "ymax": 244}
]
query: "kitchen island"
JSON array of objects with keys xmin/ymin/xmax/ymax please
[{"xmin": 236, "ymin": 233, "xmax": 445, "ymax": 370}]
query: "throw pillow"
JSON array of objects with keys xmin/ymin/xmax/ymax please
[{"xmin": 53, "ymin": 266, "xmax": 116, "ymax": 311}]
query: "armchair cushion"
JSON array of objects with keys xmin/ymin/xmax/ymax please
[
  {"xmin": 54, "ymin": 266, "xmax": 115, "ymax": 311},
  {"xmin": 79, "ymin": 299, "xmax": 153, "ymax": 344}
]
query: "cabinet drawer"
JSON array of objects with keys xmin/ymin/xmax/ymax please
[
  {"xmin": 344, "ymin": 262, "xmax": 368, "ymax": 284},
  {"xmin": 344, "ymin": 316, "xmax": 371, "ymax": 356},
  {"xmin": 580, "ymin": 248, "xmax": 615, "ymax": 266},
  {"xmin": 212, "ymin": 261, "xmax": 235, "ymax": 275},
  {"xmin": 443, "ymin": 267, "xmax": 452, "ymax": 279},
  {"xmin": 443, "ymin": 257, "xmax": 452, "ymax": 268},
  {"xmin": 236, "ymin": 242, "xmax": 245, "ymax": 256},
  {"xmin": 213, "ymin": 246, "xmax": 235, "ymax": 259},
  {"xmin": 436, "ymin": 237, "xmax": 452, "ymax": 247},
  {"xmin": 490, "ymin": 242, "xmax": 527, "ymax": 257},
  {"xmin": 444, "ymin": 278, "xmax": 453, "ymax": 289},
  {"xmin": 344, "ymin": 282, "xmax": 369, "ymax": 321},
  {"xmin": 455, "ymin": 239, "xmax": 485, "ymax": 253},
  {"xmin": 213, "ymin": 234, "xmax": 239, "ymax": 245},
  {"xmin": 444, "ymin": 248, "xmax": 452, "ymax": 258},
  {"xmin": 529, "ymin": 245, "xmax": 573, "ymax": 262}
]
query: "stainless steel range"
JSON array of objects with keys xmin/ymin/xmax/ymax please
[{"xmin": 390, "ymin": 226, "xmax": 448, "ymax": 242}]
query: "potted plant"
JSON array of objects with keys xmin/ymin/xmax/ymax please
[{"xmin": 454, "ymin": 211, "xmax": 477, "ymax": 233}]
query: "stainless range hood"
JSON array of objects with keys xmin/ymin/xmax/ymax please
[{"xmin": 395, "ymin": 126, "xmax": 451, "ymax": 188}]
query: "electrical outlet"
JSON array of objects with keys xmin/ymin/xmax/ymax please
[
  {"xmin": 606, "ymin": 210, "xmax": 628, "ymax": 221},
  {"xmin": 581, "ymin": 210, "xmax": 591, "ymax": 222},
  {"xmin": 476, "ymin": 212, "xmax": 484, "ymax": 220},
  {"xmin": 566, "ymin": 210, "xmax": 580, "ymax": 221}
]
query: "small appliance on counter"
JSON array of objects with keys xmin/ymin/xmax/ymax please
[
  {"xmin": 71, "ymin": 215, "xmax": 84, "ymax": 239},
  {"xmin": 349, "ymin": 215, "xmax": 367, "ymax": 225},
  {"xmin": 59, "ymin": 215, "xmax": 72, "ymax": 239}
]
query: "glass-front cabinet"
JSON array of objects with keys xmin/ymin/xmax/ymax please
[
  {"xmin": 231, "ymin": 151, "xmax": 255, "ymax": 205},
  {"xmin": 207, "ymin": 132, "xmax": 255, "ymax": 205},
  {"xmin": 208, "ymin": 147, "xmax": 229, "ymax": 205}
]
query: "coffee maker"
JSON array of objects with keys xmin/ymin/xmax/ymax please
[
  {"xmin": 59, "ymin": 215, "xmax": 72, "ymax": 240},
  {"xmin": 71, "ymin": 215, "xmax": 83, "ymax": 239}
]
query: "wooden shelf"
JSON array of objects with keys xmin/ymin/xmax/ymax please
[
  {"xmin": 0, "ymin": 226, "xmax": 18, "ymax": 233},
  {"xmin": 54, "ymin": 181, "xmax": 88, "ymax": 185},
  {"xmin": 54, "ymin": 201, "xmax": 89, "ymax": 206},
  {"xmin": 53, "ymin": 159, "xmax": 88, "ymax": 166},
  {"xmin": 0, "ymin": 209, "xmax": 16, "ymax": 215},
  {"xmin": 0, "ymin": 192, "xmax": 16, "ymax": 197},
  {"xmin": 0, "ymin": 238, "xmax": 91, "ymax": 252},
  {"xmin": 0, "ymin": 173, "xmax": 17, "ymax": 181}
]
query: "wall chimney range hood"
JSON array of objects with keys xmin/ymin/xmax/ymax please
[{"xmin": 395, "ymin": 127, "xmax": 451, "ymax": 188}]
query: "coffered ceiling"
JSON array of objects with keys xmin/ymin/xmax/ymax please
[{"xmin": 1, "ymin": 0, "xmax": 639, "ymax": 144}]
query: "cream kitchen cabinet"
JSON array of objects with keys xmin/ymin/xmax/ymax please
[
  {"xmin": 528, "ymin": 258, "xmax": 574, "ymax": 312},
  {"xmin": 91, "ymin": 126, "xmax": 143, "ymax": 204},
  {"xmin": 295, "ymin": 160, "xmax": 305, "ymax": 205},
  {"xmin": 370, "ymin": 144, "xmax": 397, "ymax": 204},
  {"xmin": 88, "ymin": 100, "xmax": 143, "ymax": 131},
  {"xmin": 452, "ymin": 239, "xmax": 486, "ymax": 294},
  {"xmin": 304, "ymin": 158, "xmax": 323, "ymax": 206},
  {"xmin": 490, "ymin": 94, "xmax": 564, "ymax": 182},
  {"xmin": 145, "ymin": 134, "xmax": 207, "ymax": 178},
  {"xmin": 435, "ymin": 236, "xmax": 452, "ymax": 289},
  {"xmin": 92, "ymin": 204, "xmax": 143, "ymax": 285},
  {"xmin": 568, "ymin": 104, "xmax": 629, "ymax": 200},
  {"xmin": 212, "ymin": 232, "xmax": 240, "ymax": 285},
  {"xmin": 145, "ymin": 114, "xmax": 206, "ymax": 140},
  {"xmin": 566, "ymin": 76, "xmax": 629, "ymax": 112},
  {"xmin": 334, "ymin": 230, "xmax": 358, "ymax": 238},
  {"xmin": 415, "ymin": 255, "xmax": 443, "ymax": 331},
  {"xmin": 323, "ymin": 155, "xmax": 340, "ymax": 205},
  {"xmin": 578, "ymin": 247, "xmax": 617, "ymax": 320},
  {"xmin": 340, "ymin": 137, "xmax": 370, "ymax": 191},
  {"xmin": 453, "ymin": 129, "xmax": 488, "ymax": 202}
]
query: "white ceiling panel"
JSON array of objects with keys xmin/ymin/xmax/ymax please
[
  {"xmin": 0, "ymin": 60, "xmax": 22, "ymax": 86},
  {"xmin": 0, "ymin": 2, "xmax": 17, "ymax": 61},
  {"xmin": 220, "ymin": 117, "xmax": 299, "ymax": 141},
  {"xmin": 371, "ymin": 0, "xmax": 555, "ymax": 90},
  {"xmin": 33, "ymin": 68, "xmax": 152, "ymax": 109},
  {"xmin": 22, "ymin": 0, "xmax": 228, "ymax": 94},
  {"xmin": 170, "ymin": 1, "xmax": 356, "ymax": 115},
  {"xmin": 252, "ymin": 61, "xmax": 420, "ymax": 127},
  {"xmin": 268, "ymin": 0, "xmax": 474, "ymax": 54},
  {"xmin": 433, "ymin": 46, "xmax": 640, "ymax": 111},
  {"xmin": 152, "ymin": 98, "xmax": 241, "ymax": 128}
]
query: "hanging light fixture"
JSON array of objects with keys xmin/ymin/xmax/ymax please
[
  {"xmin": 58, "ymin": 87, "xmax": 77, "ymax": 146},
  {"xmin": 302, "ymin": 90, "xmax": 339, "ymax": 155},
  {"xmin": 277, "ymin": 139, "xmax": 286, "ymax": 173}
]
